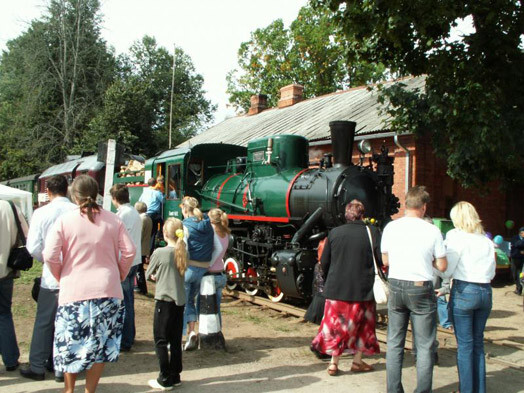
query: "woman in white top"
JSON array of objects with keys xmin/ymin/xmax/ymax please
[{"xmin": 444, "ymin": 201, "xmax": 495, "ymax": 393}]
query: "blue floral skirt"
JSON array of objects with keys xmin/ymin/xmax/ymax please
[{"xmin": 54, "ymin": 297, "xmax": 125, "ymax": 373}]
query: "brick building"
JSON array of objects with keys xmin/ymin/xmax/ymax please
[{"xmin": 180, "ymin": 77, "xmax": 523, "ymax": 236}]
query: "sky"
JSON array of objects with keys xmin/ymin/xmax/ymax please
[{"xmin": 0, "ymin": 0, "xmax": 308, "ymax": 126}]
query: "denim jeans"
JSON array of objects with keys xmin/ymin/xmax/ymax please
[
  {"xmin": 437, "ymin": 295, "xmax": 452, "ymax": 329},
  {"xmin": 121, "ymin": 265, "xmax": 138, "ymax": 349},
  {"xmin": 214, "ymin": 273, "xmax": 227, "ymax": 326},
  {"xmin": 183, "ymin": 266, "xmax": 208, "ymax": 334},
  {"xmin": 386, "ymin": 278, "xmax": 436, "ymax": 393},
  {"xmin": 0, "ymin": 277, "xmax": 20, "ymax": 367},
  {"xmin": 449, "ymin": 280, "xmax": 492, "ymax": 393}
]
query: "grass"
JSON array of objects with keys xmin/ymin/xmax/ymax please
[
  {"xmin": 243, "ymin": 312, "xmax": 264, "ymax": 324},
  {"xmin": 274, "ymin": 325, "xmax": 292, "ymax": 333},
  {"xmin": 16, "ymin": 261, "xmax": 43, "ymax": 284},
  {"xmin": 12, "ymin": 300, "xmax": 34, "ymax": 318}
]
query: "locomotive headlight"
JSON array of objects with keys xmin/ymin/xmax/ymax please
[{"xmin": 358, "ymin": 140, "xmax": 372, "ymax": 154}]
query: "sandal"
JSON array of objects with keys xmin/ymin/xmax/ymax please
[
  {"xmin": 351, "ymin": 361, "xmax": 374, "ymax": 372},
  {"xmin": 327, "ymin": 363, "xmax": 339, "ymax": 376}
]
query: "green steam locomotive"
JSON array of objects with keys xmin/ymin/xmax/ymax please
[{"xmin": 116, "ymin": 120, "xmax": 399, "ymax": 302}]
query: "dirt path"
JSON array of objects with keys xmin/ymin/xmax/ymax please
[{"xmin": 1, "ymin": 279, "xmax": 523, "ymax": 393}]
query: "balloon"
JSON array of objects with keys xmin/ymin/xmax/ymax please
[
  {"xmin": 485, "ymin": 232, "xmax": 493, "ymax": 240},
  {"xmin": 505, "ymin": 220, "xmax": 515, "ymax": 229},
  {"xmin": 493, "ymin": 235, "xmax": 504, "ymax": 245}
]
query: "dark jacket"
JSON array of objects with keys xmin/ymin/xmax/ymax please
[
  {"xmin": 510, "ymin": 235, "xmax": 524, "ymax": 261},
  {"xmin": 321, "ymin": 221, "xmax": 382, "ymax": 302},
  {"xmin": 183, "ymin": 215, "xmax": 214, "ymax": 262}
]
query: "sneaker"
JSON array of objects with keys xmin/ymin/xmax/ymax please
[
  {"xmin": 148, "ymin": 379, "xmax": 173, "ymax": 391},
  {"xmin": 55, "ymin": 372, "xmax": 64, "ymax": 383},
  {"xmin": 172, "ymin": 374, "xmax": 181, "ymax": 387},
  {"xmin": 183, "ymin": 331, "xmax": 198, "ymax": 351}
]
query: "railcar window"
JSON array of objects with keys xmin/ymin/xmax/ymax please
[{"xmin": 167, "ymin": 164, "xmax": 181, "ymax": 200}]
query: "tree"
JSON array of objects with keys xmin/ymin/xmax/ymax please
[
  {"xmin": 87, "ymin": 36, "xmax": 215, "ymax": 157},
  {"xmin": 0, "ymin": 0, "xmax": 115, "ymax": 179},
  {"xmin": 313, "ymin": 0, "xmax": 524, "ymax": 188},
  {"xmin": 226, "ymin": 4, "xmax": 386, "ymax": 112},
  {"xmin": 45, "ymin": 0, "xmax": 115, "ymax": 151}
]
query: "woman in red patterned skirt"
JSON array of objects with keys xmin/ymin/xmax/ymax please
[{"xmin": 311, "ymin": 200, "xmax": 381, "ymax": 376}]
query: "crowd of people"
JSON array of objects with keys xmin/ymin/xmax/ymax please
[
  {"xmin": 310, "ymin": 186, "xmax": 499, "ymax": 393},
  {"xmin": 0, "ymin": 174, "xmax": 231, "ymax": 392},
  {"xmin": 0, "ymin": 177, "xmax": 521, "ymax": 393}
]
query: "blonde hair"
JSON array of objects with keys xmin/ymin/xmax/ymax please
[
  {"xmin": 208, "ymin": 208, "xmax": 231, "ymax": 237},
  {"xmin": 180, "ymin": 196, "xmax": 203, "ymax": 220},
  {"xmin": 71, "ymin": 175, "xmax": 100, "ymax": 223},
  {"xmin": 449, "ymin": 201, "xmax": 484, "ymax": 234},
  {"xmin": 134, "ymin": 201, "xmax": 147, "ymax": 214},
  {"xmin": 163, "ymin": 218, "xmax": 187, "ymax": 276}
]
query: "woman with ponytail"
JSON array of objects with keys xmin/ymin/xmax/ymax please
[
  {"xmin": 146, "ymin": 218, "xmax": 187, "ymax": 390},
  {"xmin": 179, "ymin": 196, "xmax": 214, "ymax": 351},
  {"xmin": 43, "ymin": 175, "xmax": 136, "ymax": 393},
  {"xmin": 207, "ymin": 208, "xmax": 231, "ymax": 324}
]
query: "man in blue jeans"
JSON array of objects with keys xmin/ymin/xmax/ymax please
[
  {"xmin": 381, "ymin": 186, "xmax": 448, "ymax": 393},
  {"xmin": 112, "ymin": 184, "xmax": 142, "ymax": 352}
]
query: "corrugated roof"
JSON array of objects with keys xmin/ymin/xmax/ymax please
[
  {"xmin": 77, "ymin": 155, "xmax": 104, "ymax": 172},
  {"xmin": 179, "ymin": 76, "xmax": 425, "ymax": 147},
  {"xmin": 40, "ymin": 155, "xmax": 103, "ymax": 178}
]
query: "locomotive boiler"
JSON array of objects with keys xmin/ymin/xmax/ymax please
[{"xmin": 199, "ymin": 121, "xmax": 399, "ymax": 302}]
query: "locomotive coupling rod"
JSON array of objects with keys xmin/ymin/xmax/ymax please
[
  {"xmin": 291, "ymin": 206, "xmax": 324, "ymax": 245},
  {"xmin": 230, "ymin": 247, "xmax": 268, "ymax": 258}
]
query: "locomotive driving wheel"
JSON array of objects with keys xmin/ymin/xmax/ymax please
[
  {"xmin": 244, "ymin": 267, "xmax": 259, "ymax": 296},
  {"xmin": 224, "ymin": 257, "xmax": 240, "ymax": 290},
  {"xmin": 266, "ymin": 282, "xmax": 284, "ymax": 303}
]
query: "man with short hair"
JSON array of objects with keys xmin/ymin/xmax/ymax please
[
  {"xmin": 139, "ymin": 178, "xmax": 164, "ymax": 253},
  {"xmin": 381, "ymin": 185, "xmax": 447, "ymax": 393},
  {"xmin": 0, "ymin": 200, "xmax": 28, "ymax": 373},
  {"xmin": 111, "ymin": 183, "xmax": 142, "ymax": 352},
  {"xmin": 21, "ymin": 175, "xmax": 75, "ymax": 382}
]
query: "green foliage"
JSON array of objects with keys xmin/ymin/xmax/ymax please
[
  {"xmin": 226, "ymin": 4, "xmax": 386, "ymax": 112},
  {"xmin": 87, "ymin": 36, "xmax": 215, "ymax": 157},
  {"xmin": 0, "ymin": 0, "xmax": 115, "ymax": 179},
  {"xmin": 314, "ymin": 0, "xmax": 524, "ymax": 188},
  {"xmin": 0, "ymin": 1, "xmax": 215, "ymax": 180}
]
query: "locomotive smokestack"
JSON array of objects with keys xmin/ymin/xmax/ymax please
[{"xmin": 329, "ymin": 121, "xmax": 356, "ymax": 167}]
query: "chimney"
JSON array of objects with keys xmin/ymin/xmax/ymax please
[
  {"xmin": 248, "ymin": 94, "xmax": 268, "ymax": 115},
  {"xmin": 329, "ymin": 121, "xmax": 356, "ymax": 167},
  {"xmin": 278, "ymin": 84, "xmax": 304, "ymax": 108}
]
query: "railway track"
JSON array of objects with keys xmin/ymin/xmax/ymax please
[{"xmin": 224, "ymin": 289, "xmax": 524, "ymax": 371}]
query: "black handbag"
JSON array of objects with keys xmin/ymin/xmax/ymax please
[
  {"xmin": 7, "ymin": 201, "xmax": 33, "ymax": 271},
  {"xmin": 31, "ymin": 277, "xmax": 41, "ymax": 302}
]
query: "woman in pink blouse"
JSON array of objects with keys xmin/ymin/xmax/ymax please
[
  {"xmin": 207, "ymin": 208, "xmax": 230, "ymax": 323},
  {"xmin": 44, "ymin": 175, "xmax": 136, "ymax": 393}
]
